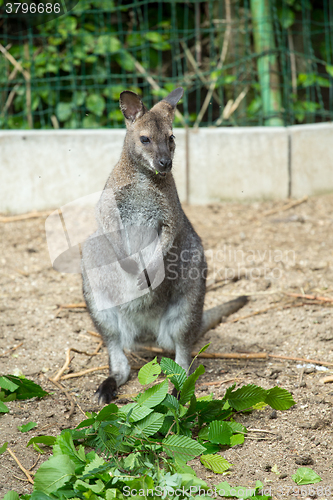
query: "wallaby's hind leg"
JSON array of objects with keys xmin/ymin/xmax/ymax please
[{"xmin": 95, "ymin": 338, "xmax": 131, "ymax": 405}]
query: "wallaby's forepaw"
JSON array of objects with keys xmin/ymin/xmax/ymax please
[{"xmin": 94, "ymin": 376, "xmax": 117, "ymax": 405}]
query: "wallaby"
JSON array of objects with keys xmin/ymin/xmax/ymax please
[{"xmin": 81, "ymin": 87, "xmax": 247, "ymax": 404}]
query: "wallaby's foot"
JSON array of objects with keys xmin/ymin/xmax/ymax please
[{"xmin": 95, "ymin": 376, "xmax": 118, "ymax": 405}]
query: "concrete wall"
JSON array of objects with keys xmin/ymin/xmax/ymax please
[{"xmin": 0, "ymin": 123, "xmax": 332, "ymax": 214}]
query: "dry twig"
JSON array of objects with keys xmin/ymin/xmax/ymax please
[
  {"xmin": 48, "ymin": 378, "xmax": 75, "ymax": 419},
  {"xmin": 0, "ymin": 210, "xmax": 53, "ymax": 223},
  {"xmin": 7, "ymin": 448, "xmax": 34, "ymax": 484},
  {"xmin": 52, "ymin": 344, "xmax": 103, "ymax": 382},
  {"xmin": 60, "ymin": 365, "xmax": 109, "ymax": 380},
  {"xmin": 194, "ymin": 0, "xmax": 231, "ymax": 128},
  {"xmin": 320, "ymin": 375, "xmax": 333, "ymax": 384},
  {"xmin": 0, "ymin": 341, "xmax": 23, "ymax": 357},
  {"xmin": 263, "ymin": 196, "xmax": 308, "ymax": 217},
  {"xmin": 283, "ymin": 292, "xmax": 333, "ymax": 303}
]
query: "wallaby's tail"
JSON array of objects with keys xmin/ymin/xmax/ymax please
[{"xmin": 199, "ymin": 296, "xmax": 248, "ymax": 337}]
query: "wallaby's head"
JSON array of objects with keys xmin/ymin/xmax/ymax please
[{"xmin": 119, "ymin": 87, "xmax": 183, "ymax": 177}]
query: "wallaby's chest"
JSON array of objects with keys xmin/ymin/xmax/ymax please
[{"xmin": 114, "ymin": 183, "xmax": 170, "ymax": 229}]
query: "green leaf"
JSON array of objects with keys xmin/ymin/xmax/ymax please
[
  {"xmin": 0, "ymin": 401, "xmax": 9, "ymax": 413},
  {"xmin": 230, "ymin": 434, "xmax": 245, "ymax": 446},
  {"xmin": 86, "ymin": 94, "xmax": 105, "ymax": 117},
  {"xmin": 160, "ymin": 358, "xmax": 187, "ymax": 391},
  {"xmin": 325, "ymin": 64, "xmax": 333, "ymax": 77},
  {"xmin": 0, "ymin": 376, "xmax": 19, "ymax": 392},
  {"xmin": 265, "ymin": 386, "xmax": 295, "ymax": 410},
  {"xmin": 200, "ymin": 454, "xmax": 232, "ymax": 474},
  {"xmin": 137, "ymin": 380, "xmax": 168, "ymax": 408},
  {"xmin": 316, "ymin": 76, "xmax": 330, "ymax": 87},
  {"xmin": 0, "ymin": 441, "xmax": 8, "ymax": 455},
  {"xmin": 163, "ymin": 435, "xmax": 206, "ymax": 462},
  {"xmin": 55, "ymin": 431, "xmax": 86, "ymax": 470},
  {"xmin": 208, "ymin": 421, "xmax": 233, "ymax": 445},
  {"xmin": 120, "ymin": 403, "xmax": 153, "ymax": 422},
  {"xmin": 292, "ymin": 467, "xmax": 322, "ymax": 485},
  {"xmin": 196, "ymin": 343, "xmax": 211, "ymax": 356},
  {"xmin": 56, "ymin": 102, "xmax": 73, "ymax": 122},
  {"xmin": 134, "ymin": 412, "xmax": 165, "ymax": 437},
  {"xmin": 122, "ymin": 452, "xmax": 141, "ymax": 470},
  {"xmin": 161, "ymin": 393, "xmax": 180, "ymax": 412},
  {"xmin": 33, "ymin": 455, "xmax": 75, "ymax": 494},
  {"xmin": 2, "ymin": 492, "xmax": 19, "ymax": 500},
  {"xmin": 73, "ymin": 91, "xmax": 86, "ymax": 106},
  {"xmin": 96, "ymin": 403, "xmax": 118, "ymax": 421},
  {"xmin": 3, "ymin": 375, "xmax": 48, "ymax": 400},
  {"xmin": 18, "ymin": 422, "xmax": 37, "ymax": 433},
  {"xmin": 74, "ymin": 478, "xmax": 105, "ymax": 493},
  {"xmin": 226, "ymin": 384, "xmax": 266, "ymax": 411},
  {"xmin": 27, "ymin": 436, "xmax": 57, "ymax": 448},
  {"xmin": 95, "ymin": 35, "xmax": 121, "ymax": 55},
  {"xmin": 138, "ymin": 357, "xmax": 161, "ymax": 385},
  {"xmin": 179, "ymin": 365, "xmax": 205, "ymax": 405},
  {"xmin": 115, "ymin": 50, "xmax": 135, "ymax": 71}
]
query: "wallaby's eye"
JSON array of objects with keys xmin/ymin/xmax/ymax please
[
  {"xmin": 169, "ymin": 134, "xmax": 175, "ymax": 142},
  {"xmin": 140, "ymin": 136, "xmax": 150, "ymax": 144}
]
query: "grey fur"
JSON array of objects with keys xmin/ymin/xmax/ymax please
[{"xmin": 81, "ymin": 88, "xmax": 247, "ymax": 404}]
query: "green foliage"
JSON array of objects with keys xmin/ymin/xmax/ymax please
[
  {"xmin": 0, "ymin": 375, "xmax": 48, "ymax": 412},
  {"xmin": 18, "ymin": 422, "xmax": 37, "ymax": 433},
  {"xmin": 292, "ymin": 467, "xmax": 322, "ymax": 485},
  {"xmin": 5, "ymin": 358, "xmax": 295, "ymax": 499},
  {"xmin": 138, "ymin": 357, "xmax": 161, "ymax": 385}
]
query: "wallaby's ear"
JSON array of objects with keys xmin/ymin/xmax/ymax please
[
  {"xmin": 119, "ymin": 91, "xmax": 146, "ymax": 123},
  {"xmin": 163, "ymin": 87, "xmax": 184, "ymax": 108}
]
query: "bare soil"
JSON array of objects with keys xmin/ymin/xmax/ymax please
[{"xmin": 1, "ymin": 194, "xmax": 333, "ymax": 498}]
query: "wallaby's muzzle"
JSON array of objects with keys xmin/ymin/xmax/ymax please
[{"xmin": 156, "ymin": 157, "xmax": 172, "ymax": 176}]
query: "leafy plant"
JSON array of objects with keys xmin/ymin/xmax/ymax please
[
  {"xmin": 0, "ymin": 375, "xmax": 48, "ymax": 413},
  {"xmin": 292, "ymin": 467, "xmax": 322, "ymax": 485},
  {"xmin": 1, "ymin": 358, "xmax": 296, "ymax": 499}
]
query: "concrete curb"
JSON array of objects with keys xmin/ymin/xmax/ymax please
[{"xmin": 0, "ymin": 123, "xmax": 332, "ymax": 213}]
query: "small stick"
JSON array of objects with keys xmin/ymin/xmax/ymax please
[
  {"xmin": 88, "ymin": 330, "xmax": 102, "ymax": 338},
  {"xmin": 52, "ymin": 348, "xmax": 72, "ymax": 382},
  {"xmin": 7, "ymin": 448, "xmax": 34, "ymax": 484},
  {"xmin": 283, "ymin": 292, "xmax": 333, "ymax": 303},
  {"xmin": 0, "ymin": 210, "xmax": 53, "ymax": 223},
  {"xmin": 269, "ymin": 354, "xmax": 333, "ymax": 368},
  {"xmin": 263, "ymin": 196, "xmax": 308, "ymax": 217},
  {"xmin": 48, "ymin": 378, "xmax": 75, "ymax": 419},
  {"xmin": 52, "ymin": 344, "xmax": 103, "ymax": 382},
  {"xmin": 298, "ymin": 367, "xmax": 305, "ymax": 386},
  {"xmin": 247, "ymin": 428, "xmax": 277, "ymax": 435},
  {"xmin": 0, "ymin": 341, "xmax": 23, "ymax": 357},
  {"xmin": 194, "ymin": 0, "xmax": 231, "ymax": 128},
  {"xmin": 28, "ymin": 454, "xmax": 41, "ymax": 471},
  {"xmin": 140, "ymin": 345, "xmax": 333, "ymax": 368},
  {"xmin": 320, "ymin": 375, "xmax": 333, "ymax": 384},
  {"xmin": 60, "ymin": 365, "xmax": 109, "ymax": 380},
  {"xmin": 60, "ymin": 302, "xmax": 87, "ymax": 309},
  {"xmin": 133, "ymin": 58, "xmax": 186, "ymax": 127},
  {"xmin": 197, "ymin": 377, "xmax": 243, "ymax": 388}
]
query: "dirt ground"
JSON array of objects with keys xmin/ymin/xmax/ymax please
[{"xmin": 1, "ymin": 194, "xmax": 333, "ymax": 498}]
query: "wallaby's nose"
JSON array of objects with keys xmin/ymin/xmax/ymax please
[{"xmin": 159, "ymin": 158, "xmax": 172, "ymax": 171}]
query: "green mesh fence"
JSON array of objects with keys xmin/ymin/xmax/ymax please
[{"xmin": 1, "ymin": 0, "xmax": 333, "ymax": 129}]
